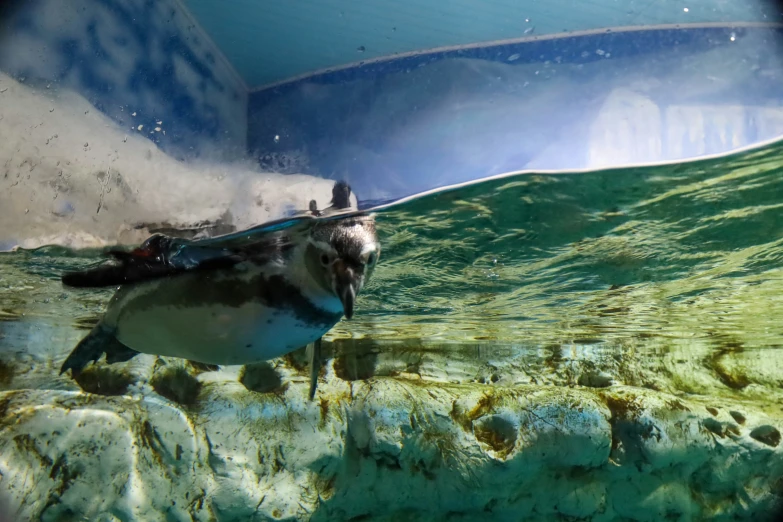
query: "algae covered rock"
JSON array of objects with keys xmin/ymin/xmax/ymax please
[{"xmin": 1, "ymin": 342, "xmax": 783, "ymax": 522}]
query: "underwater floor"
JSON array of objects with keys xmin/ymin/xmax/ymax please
[{"xmin": 2, "ymin": 71, "xmax": 783, "ymax": 521}]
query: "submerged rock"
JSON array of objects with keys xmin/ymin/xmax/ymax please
[
  {"xmin": 72, "ymin": 366, "xmax": 136, "ymax": 396},
  {"xmin": 750, "ymin": 425, "xmax": 782, "ymax": 448},
  {"xmin": 150, "ymin": 366, "xmax": 203, "ymax": 406},
  {"xmin": 1, "ymin": 345, "xmax": 783, "ymax": 522}
]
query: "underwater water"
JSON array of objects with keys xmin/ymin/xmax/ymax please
[{"xmin": 2, "ymin": 140, "xmax": 783, "ymax": 521}]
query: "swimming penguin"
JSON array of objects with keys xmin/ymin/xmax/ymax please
[{"xmin": 59, "ymin": 181, "xmax": 380, "ymax": 399}]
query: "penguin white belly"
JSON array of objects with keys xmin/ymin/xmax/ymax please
[{"xmin": 115, "ymin": 302, "xmax": 335, "ymax": 365}]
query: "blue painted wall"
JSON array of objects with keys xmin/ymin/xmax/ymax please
[
  {"xmin": 0, "ymin": 0, "xmax": 247, "ymax": 160},
  {"xmin": 247, "ymin": 25, "xmax": 783, "ymax": 205},
  {"xmin": 183, "ymin": 0, "xmax": 780, "ymax": 89}
]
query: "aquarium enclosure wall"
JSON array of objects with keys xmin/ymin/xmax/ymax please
[{"xmin": 2, "ymin": 0, "xmax": 783, "ymax": 520}]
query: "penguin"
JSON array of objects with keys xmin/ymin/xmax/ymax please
[{"xmin": 59, "ymin": 181, "xmax": 380, "ymax": 399}]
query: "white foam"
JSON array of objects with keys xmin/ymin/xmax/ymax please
[{"xmin": 0, "ymin": 72, "xmax": 349, "ymax": 250}]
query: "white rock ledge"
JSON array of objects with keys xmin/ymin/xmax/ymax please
[{"xmin": 1, "ymin": 362, "xmax": 782, "ymax": 522}]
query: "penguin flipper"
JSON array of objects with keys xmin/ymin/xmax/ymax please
[
  {"xmin": 60, "ymin": 323, "xmax": 139, "ymax": 376},
  {"xmin": 306, "ymin": 337, "xmax": 323, "ymax": 400},
  {"xmin": 62, "ymin": 234, "xmax": 245, "ymax": 288}
]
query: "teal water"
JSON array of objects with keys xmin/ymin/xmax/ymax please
[
  {"xmin": 341, "ymin": 141, "xmax": 783, "ymax": 348},
  {"xmin": 2, "ymin": 140, "xmax": 783, "ymax": 521}
]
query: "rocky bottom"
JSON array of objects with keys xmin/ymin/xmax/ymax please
[{"xmin": 1, "ymin": 338, "xmax": 783, "ymax": 522}]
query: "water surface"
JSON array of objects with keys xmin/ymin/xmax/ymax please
[{"xmin": 2, "ymin": 140, "xmax": 783, "ymax": 364}]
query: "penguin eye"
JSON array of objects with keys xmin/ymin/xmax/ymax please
[
  {"xmin": 320, "ymin": 253, "xmax": 331, "ymax": 267},
  {"xmin": 366, "ymin": 253, "xmax": 376, "ymax": 266}
]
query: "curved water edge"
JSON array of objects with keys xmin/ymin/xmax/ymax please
[{"xmin": 357, "ymin": 133, "xmax": 783, "ymax": 212}]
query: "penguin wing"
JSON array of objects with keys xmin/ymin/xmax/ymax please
[
  {"xmin": 61, "ymin": 216, "xmax": 309, "ymax": 289},
  {"xmin": 61, "ymin": 234, "xmax": 247, "ymax": 288}
]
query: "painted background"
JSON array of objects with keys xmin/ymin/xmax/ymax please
[{"xmin": 0, "ymin": 0, "xmax": 247, "ymax": 160}]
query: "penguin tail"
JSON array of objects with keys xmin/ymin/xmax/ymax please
[{"xmin": 60, "ymin": 323, "xmax": 139, "ymax": 376}]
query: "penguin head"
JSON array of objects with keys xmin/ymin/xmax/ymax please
[{"xmin": 304, "ymin": 181, "xmax": 379, "ymax": 319}]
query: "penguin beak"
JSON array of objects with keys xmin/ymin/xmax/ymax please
[{"xmin": 333, "ymin": 260, "xmax": 358, "ymax": 319}]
